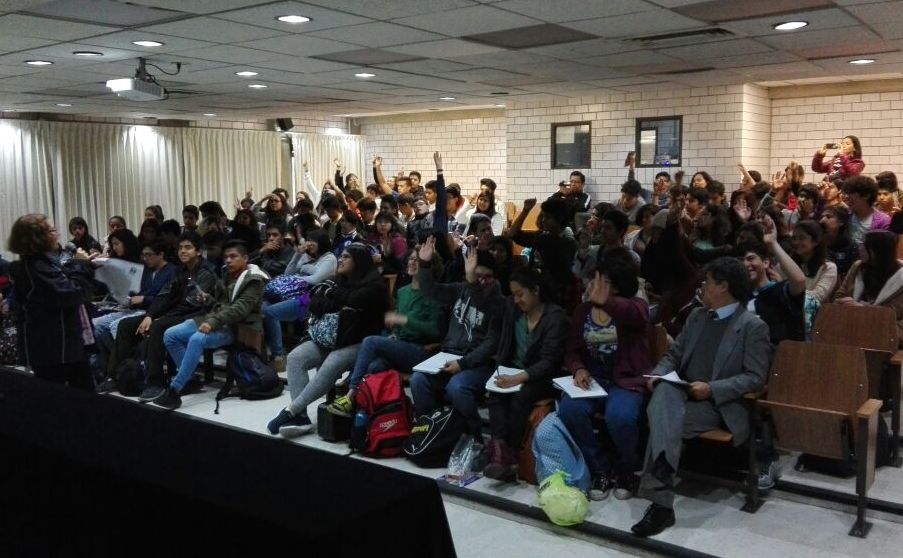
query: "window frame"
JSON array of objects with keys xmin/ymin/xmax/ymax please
[
  {"xmin": 634, "ymin": 115, "xmax": 682, "ymax": 168},
  {"xmin": 551, "ymin": 121, "xmax": 592, "ymax": 169}
]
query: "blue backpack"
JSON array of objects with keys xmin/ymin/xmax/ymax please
[{"xmin": 215, "ymin": 348, "xmax": 283, "ymax": 413}]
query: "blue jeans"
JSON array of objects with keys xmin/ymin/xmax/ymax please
[
  {"xmin": 348, "ymin": 335, "xmax": 427, "ymax": 391},
  {"xmin": 557, "ymin": 381, "xmax": 644, "ymax": 477},
  {"xmin": 93, "ymin": 309, "xmax": 144, "ymax": 339},
  {"xmin": 410, "ymin": 365, "xmax": 491, "ymax": 436},
  {"xmin": 163, "ymin": 319, "xmax": 234, "ymax": 393},
  {"xmin": 262, "ymin": 298, "xmax": 306, "ymax": 356}
]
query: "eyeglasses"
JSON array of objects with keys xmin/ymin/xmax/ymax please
[{"xmin": 141, "ymin": 252, "xmax": 156, "ymax": 258}]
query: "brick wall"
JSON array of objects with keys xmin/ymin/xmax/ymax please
[
  {"xmin": 770, "ymin": 91, "xmax": 903, "ymax": 179},
  {"xmin": 741, "ymin": 84, "xmax": 772, "ymax": 180},
  {"xmin": 359, "ymin": 110, "xmax": 507, "ymax": 200}
]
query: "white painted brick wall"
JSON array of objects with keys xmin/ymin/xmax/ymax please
[{"xmin": 0, "ymin": 113, "xmax": 348, "ymax": 134}]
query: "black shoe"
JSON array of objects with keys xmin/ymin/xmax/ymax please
[
  {"xmin": 631, "ymin": 503, "xmax": 675, "ymax": 538},
  {"xmin": 588, "ymin": 474, "xmax": 615, "ymax": 501},
  {"xmin": 95, "ymin": 377, "xmax": 117, "ymax": 394},
  {"xmin": 267, "ymin": 408, "xmax": 295, "ymax": 435},
  {"xmin": 138, "ymin": 385, "xmax": 164, "ymax": 403},
  {"xmin": 181, "ymin": 375, "xmax": 204, "ymax": 395},
  {"xmin": 151, "ymin": 387, "xmax": 182, "ymax": 410},
  {"xmin": 278, "ymin": 414, "xmax": 313, "ymax": 438}
]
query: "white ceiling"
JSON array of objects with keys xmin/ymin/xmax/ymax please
[{"xmin": 0, "ymin": 0, "xmax": 902, "ymax": 120}]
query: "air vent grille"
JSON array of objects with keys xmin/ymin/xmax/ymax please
[{"xmin": 625, "ymin": 27, "xmax": 734, "ymax": 47}]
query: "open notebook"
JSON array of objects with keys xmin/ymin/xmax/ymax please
[
  {"xmin": 412, "ymin": 352, "xmax": 461, "ymax": 375},
  {"xmin": 484, "ymin": 366, "xmax": 524, "ymax": 394},
  {"xmin": 552, "ymin": 376, "xmax": 607, "ymax": 399}
]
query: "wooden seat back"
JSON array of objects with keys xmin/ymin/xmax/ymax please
[{"xmin": 648, "ymin": 323, "xmax": 670, "ymax": 365}]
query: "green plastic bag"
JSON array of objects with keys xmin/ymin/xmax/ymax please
[{"xmin": 537, "ymin": 471, "xmax": 589, "ymax": 526}]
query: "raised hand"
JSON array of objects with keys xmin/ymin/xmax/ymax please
[
  {"xmin": 373, "ymin": 156, "xmax": 382, "ymax": 168},
  {"xmin": 333, "ymin": 158, "xmax": 342, "ymax": 169},
  {"xmin": 522, "ymin": 198, "xmax": 537, "ymax": 212},
  {"xmin": 433, "ymin": 151, "xmax": 443, "ymax": 170},
  {"xmin": 419, "ymin": 235, "xmax": 436, "ymax": 262},
  {"xmin": 464, "ymin": 247, "xmax": 478, "ymax": 281},
  {"xmin": 733, "ymin": 197, "xmax": 751, "ymax": 221},
  {"xmin": 759, "ymin": 213, "xmax": 777, "ymax": 245},
  {"xmin": 588, "ymin": 272, "xmax": 611, "ymax": 306}
]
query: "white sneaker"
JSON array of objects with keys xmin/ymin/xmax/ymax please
[{"xmin": 757, "ymin": 460, "xmax": 781, "ymax": 490}]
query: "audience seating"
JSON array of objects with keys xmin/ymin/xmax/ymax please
[
  {"xmin": 755, "ymin": 341, "xmax": 882, "ymax": 537},
  {"xmin": 813, "ymin": 303, "xmax": 903, "ymax": 467},
  {"xmin": 202, "ymin": 324, "xmax": 267, "ymax": 383}
]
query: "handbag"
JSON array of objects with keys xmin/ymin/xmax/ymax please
[
  {"xmin": 307, "ymin": 307, "xmax": 361, "ymax": 349},
  {"xmin": 263, "ymin": 275, "xmax": 309, "ymax": 303}
]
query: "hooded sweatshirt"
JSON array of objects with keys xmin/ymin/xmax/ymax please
[{"xmin": 197, "ymin": 263, "xmax": 269, "ymax": 332}]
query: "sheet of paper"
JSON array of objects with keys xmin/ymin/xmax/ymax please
[
  {"xmin": 552, "ymin": 375, "xmax": 607, "ymax": 399},
  {"xmin": 93, "ymin": 258, "xmax": 144, "ymax": 304},
  {"xmin": 413, "ymin": 352, "xmax": 461, "ymax": 375},
  {"xmin": 485, "ymin": 366, "xmax": 524, "ymax": 394},
  {"xmin": 643, "ymin": 371, "xmax": 690, "ymax": 387}
]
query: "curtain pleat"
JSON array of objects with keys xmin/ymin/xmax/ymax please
[{"xmin": 0, "ymin": 120, "xmax": 54, "ymax": 259}]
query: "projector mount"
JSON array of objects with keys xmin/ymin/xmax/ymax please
[{"xmin": 136, "ymin": 57, "xmax": 182, "ymax": 84}]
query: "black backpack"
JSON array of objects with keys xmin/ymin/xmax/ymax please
[
  {"xmin": 403, "ymin": 406, "xmax": 465, "ymax": 468},
  {"xmin": 115, "ymin": 358, "xmax": 145, "ymax": 397},
  {"xmin": 215, "ymin": 347, "xmax": 283, "ymax": 413}
]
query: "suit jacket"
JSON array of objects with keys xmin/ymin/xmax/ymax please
[{"xmin": 650, "ymin": 305, "xmax": 772, "ymax": 444}]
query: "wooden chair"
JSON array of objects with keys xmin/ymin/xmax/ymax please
[
  {"xmin": 813, "ymin": 303, "xmax": 903, "ymax": 467},
  {"xmin": 756, "ymin": 341, "xmax": 882, "ymax": 537},
  {"xmin": 203, "ymin": 324, "xmax": 267, "ymax": 383}
]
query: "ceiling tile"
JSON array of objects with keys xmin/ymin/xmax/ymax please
[
  {"xmin": 297, "ymin": 0, "xmax": 479, "ymax": 19},
  {"xmin": 584, "ymin": 49, "xmax": 681, "ymax": 68},
  {"xmin": 309, "ymin": 21, "xmax": 437, "ymax": 47},
  {"xmin": 846, "ymin": 1, "xmax": 903, "ymax": 24},
  {"xmin": 392, "ymin": 5, "xmax": 541, "ymax": 36},
  {"xmin": 673, "ymin": 0, "xmax": 834, "ymax": 23},
  {"xmin": 0, "ymin": 14, "xmax": 119, "ymax": 40},
  {"xmin": 140, "ymin": 17, "xmax": 286, "ymax": 44},
  {"xmin": 385, "ymin": 38, "xmax": 506, "ymax": 58},
  {"xmin": 252, "ymin": 55, "xmax": 357, "ymax": 74},
  {"xmin": 562, "ymin": 9, "xmax": 706, "ymax": 38},
  {"xmin": 0, "ymin": 1, "xmax": 55, "ymax": 12},
  {"xmin": 707, "ymin": 50, "xmax": 803, "ymax": 68},
  {"xmin": 494, "ymin": 0, "xmax": 656, "ymax": 23},
  {"xmin": 0, "ymin": 35, "xmax": 59, "ymax": 52},
  {"xmin": 524, "ymin": 37, "xmax": 635, "ymax": 59},
  {"xmin": 21, "ymin": 42, "xmax": 145, "ymax": 62},
  {"xmin": 462, "ymin": 23, "xmax": 598, "ymax": 49},
  {"xmin": 238, "ymin": 34, "xmax": 359, "ymax": 57},
  {"xmin": 170, "ymin": 45, "xmax": 283, "ymax": 64},
  {"xmin": 721, "ymin": 8, "xmax": 861, "ymax": 37},
  {"xmin": 665, "ymin": 38, "xmax": 773, "ymax": 60},
  {"xmin": 24, "ymin": 0, "xmax": 182, "ymax": 27},
  {"xmin": 80, "ymin": 31, "xmax": 217, "ymax": 53},
  {"xmin": 213, "ymin": 2, "xmax": 372, "ymax": 32},
  {"xmin": 117, "ymin": 0, "xmax": 273, "ymax": 14},
  {"xmin": 791, "ymin": 40, "xmax": 899, "ymax": 60},
  {"xmin": 441, "ymin": 67, "xmax": 526, "ymax": 82},
  {"xmin": 759, "ymin": 25, "xmax": 883, "ymax": 50},
  {"xmin": 872, "ymin": 23, "xmax": 903, "ymax": 40},
  {"xmin": 311, "ymin": 48, "xmax": 425, "ymax": 65},
  {"xmin": 376, "ymin": 59, "xmax": 475, "ymax": 74}
]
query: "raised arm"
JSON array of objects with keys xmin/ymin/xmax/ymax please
[
  {"xmin": 507, "ymin": 198, "xmax": 537, "ymax": 239},
  {"xmin": 373, "ymin": 156, "xmax": 392, "ymax": 195},
  {"xmin": 761, "ymin": 214, "xmax": 806, "ymax": 296}
]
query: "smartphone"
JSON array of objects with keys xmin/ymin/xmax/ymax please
[{"xmin": 823, "ymin": 143, "xmax": 839, "ymax": 150}]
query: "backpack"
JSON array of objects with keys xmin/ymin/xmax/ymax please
[
  {"xmin": 404, "ymin": 406, "xmax": 466, "ymax": 468},
  {"xmin": 349, "ymin": 370, "xmax": 413, "ymax": 458},
  {"xmin": 518, "ymin": 399, "xmax": 555, "ymax": 485},
  {"xmin": 263, "ymin": 275, "xmax": 309, "ymax": 303},
  {"xmin": 115, "ymin": 358, "xmax": 145, "ymax": 397},
  {"xmin": 215, "ymin": 347, "xmax": 284, "ymax": 414}
]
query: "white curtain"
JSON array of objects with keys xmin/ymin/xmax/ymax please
[
  {"xmin": 48, "ymin": 121, "xmax": 184, "ymax": 239},
  {"xmin": 0, "ymin": 120, "xmax": 55, "ymax": 259},
  {"xmin": 290, "ymin": 132, "xmax": 365, "ymax": 206},
  {"xmin": 182, "ymin": 128, "xmax": 283, "ymax": 214}
]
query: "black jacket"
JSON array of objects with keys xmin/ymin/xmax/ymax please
[
  {"xmin": 495, "ymin": 301, "xmax": 568, "ymax": 382},
  {"xmin": 145, "ymin": 259, "xmax": 218, "ymax": 321},
  {"xmin": 310, "ymin": 269, "xmax": 391, "ymax": 344},
  {"xmin": 10, "ymin": 255, "xmax": 95, "ymax": 367}
]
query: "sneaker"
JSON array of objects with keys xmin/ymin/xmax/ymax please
[
  {"xmin": 483, "ymin": 439, "xmax": 517, "ymax": 481},
  {"xmin": 95, "ymin": 377, "xmax": 117, "ymax": 394},
  {"xmin": 327, "ymin": 395, "xmax": 353, "ymax": 416},
  {"xmin": 631, "ymin": 503, "xmax": 675, "ymax": 538},
  {"xmin": 151, "ymin": 386, "xmax": 182, "ymax": 410},
  {"xmin": 278, "ymin": 414, "xmax": 313, "ymax": 438},
  {"xmin": 267, "ymin": 408, "xmax": 295, "ymax": 435},
  {"xmin": 614, "ymin": 474, "xmax": 639, "ymax": 500},
  {"xmin": 181, "ymin": 375, "xmax": 204, "ymax": 395},
  {"xmin": 138, "ymin": 385, "xmax": 164, "ymax": 403},
  {"xmin": 758, "ymin": 460, "xmax": 781, "ymax": 490},
  {"xmin": 588, "ymin": 474, "xmax": 614, "ymax": 501},
  {"xmin": 271, "ymin": 355, "xmax": 286, "ymax": 373}
]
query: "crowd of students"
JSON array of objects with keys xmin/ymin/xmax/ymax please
[{"xmin": 2, "ymin": 134, "xmax": 901, "ymax": 538}]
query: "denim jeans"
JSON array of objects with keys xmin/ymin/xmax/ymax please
[
  {"xmin": 409, "ymin": 365, "xmax": 491, "ymax": 436},
  {"xmin": 92, "ymin": 309, "xmax": 145, "ymax": 339},
  {"xmin": 348, "ymin": 335, "xmax": 427, "ymax": 391},
  {"xmin": 557, "ymin": 381, "xmax": 644, "ymax": 477},
  {"xmin": 163, "ymin": 319, "xmax": 234, "ymax": 393},
  {"xmin": 262, "ymin": 298, "xmax": 305, "ymax": 357}
]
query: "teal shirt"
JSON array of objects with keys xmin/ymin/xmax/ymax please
[
  {"xmin": 511, "ymin": 315, "xmax": 532, "ymax": 369},
  {"xmin": 394, "ymin": 284, "xmax": 445, "ymax": 344}
]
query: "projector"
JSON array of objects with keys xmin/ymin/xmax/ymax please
[{"xmin": 106, "ymin": 77, "xmax": 167, "ymax": 101}]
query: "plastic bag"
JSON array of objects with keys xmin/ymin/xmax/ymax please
[
  {"xmin": 445, "ymin": 434, "xmax": 485, "ymax": 486},
  {"xmin": 537, "ymin": 471, "xmax": 589, "ymax": 527}
]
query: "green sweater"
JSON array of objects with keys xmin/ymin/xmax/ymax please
[{"xmin": 394, "ymin": 284, "xmax": 445, "ymax": 344}]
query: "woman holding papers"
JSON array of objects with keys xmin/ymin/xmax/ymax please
[
  {"xmin": 560, "ymin": 248, "xmax": 652, "ymax": 501},
  {"xmin": 483, "ymin": 266, "xmax": 567, "ymax": 481}
]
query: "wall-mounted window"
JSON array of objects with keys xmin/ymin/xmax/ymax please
[
  {"xmin": 551, "ymin": 122, "xmax": 591, "ymax": 169},
  {"xmin": 635, "ymin": 116, "xmax": 682, "ymax": 168}
]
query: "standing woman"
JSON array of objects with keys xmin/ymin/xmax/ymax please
[
  {"xmin": 812, "ymin": 135, "xmax": 865, "ymax": 181},
  {"xmin": 8, "ymin": 214, "xmax": 96, "ymax": 389}
]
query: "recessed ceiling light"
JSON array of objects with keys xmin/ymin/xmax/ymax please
[
  {"xmin": 25, "ymin": 60, "xmax": 53, "ymax": 66},
  {"xmin": 248, "ymin": 84, "xmax": 268, "ymax": 89},
  {"xmin": 277, "ymin": 15, "xmax": 310, "ymax": 24},
  {"xmin": 439, "ymin": 96, "xmax": 455, "ymax": 100},
  {"xmin": 235, "ymin": 71, "xmax": 258, "ymax": 77},
  {"xmin": 773, "ymin": 21, "xmax": 808, "ymax": 31},
  {"xmin": 355, "ymin": 72, "xmax": 375, "ymax": 78},
  {"xmin": 56, "ymin": 103, "xmax": 72, "ymax": 107},
  {"xmin": 132, "ymin": 40, "xmax": 164, "ymax": 47},
  {"xmin": 203, "ymin": 113, "xmax": 217, "ymax": 117},
  {"xmin": 849, "ymin": 58, "xmax": 876, "ymax": 65},
  {"xmin": 73, "ymin": 51, "xmax": 103, "ymax": 57},
  {"xmin": 495, "ymin": 104, "xmax": 506, "ymax": 108}
]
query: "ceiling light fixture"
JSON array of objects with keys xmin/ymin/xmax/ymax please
[
  {"xmin": 355, "ymin": 72, "xmax": 375, "ymax": 78},
  {"xmin": 56, "ymin": 103, "xmax": 72, "ymax": 107},
  {"xmin": 25, "ymin": 60, "xmax": 53, "ymax": 66},
  {"xmin": 73, "ymin": 51, "xmax": 103, "ymax": 57},
  {"xmin": 235, "ymin": 71, "xmax": 258, "ymax": 77},
  {"xmin": 495, "ymin": 104, "xmax": 506, "ymax": 107},
  {"xmin": 132, "ymin": 40, "xmax": 164, "ymax": 47},
  {"xmin": 248, "ymin": 83, "xmax": 268, "ymax": 89},
  {"xmin": 773, "ymin": 21, "xmax": 808, "ymax": 31},
  {"xmin": 849, "ymin": 58, "xmax": 876, "ymax": 65},
  {"xmin": 439, "ymin": 96, "xmax": 455, "ymax": 100},
  {"xmin": 203, "ymin": 113, "xmax": 217, "ymax": 116},
  {"xmin": 277, "ymin": 15, "xmax": 310, "ymax": 24}
]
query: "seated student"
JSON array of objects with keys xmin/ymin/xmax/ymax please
[
  {"xmin": 632, "ymin": 257, "xmax": 771, "ymax": 538},
  {"xmin": 574, "ymin": 210, "xmax": 640, "ymax": 289},
  {"xmin": 483, "ymin": 266, "xmax": 568, "ymax": 481},
  {"xmin": 202, "ymin": 230, "xmax": 226, "ymax": 277},
  {"xmin": 835, "ymin": 230, "xmax": 903, "ymax": 345},
  {"xmin": 108, "ymin": 233, "xmax": 218, "ymax": 400},
  {"xmin": 559, "ymin": 249, "xmax": 651, "ymax": 500},
  {"xmin": 262, "ymin": 229, "xmax": 337, "ymax": 371},
  {"xmin": 790, "ymin": 220, "xmax": 838, "ymax": 330},
  {"xmin": 328, "ymin": 249, "xmax": 446, "ymax": 415},
  {"xmin": 378, "ymin": 193, "xmax": 399, "ymax": 218},
  {"xmin": 68, "ymin": 216, "xmax": 103, "ymax": 254},
  {"xmin": 625, "ymin": 205, "xmax": 657, "ymax": 258},
  {"xmin": 320, "ymin": 195, "xmax": 344, "ymax": 244},
  {"xmin": 876, "ymin": 171, "xmax": 900, "ymax": 217},
  {"xmin": 446, "ymin": 183, "xmax": 472, "ymax": 234},
  {"xmin": 820, "ymin": 205, "xmax": 859, "ymax": 278},
  {"xmin": 397, "ymin": 193, "xmax": 416, "ymax": 229},
  {"xmin": 366, "ymin": 212, "xmax": 408, "ymax": 276},
  {"xmin": 465, "ymin": 190, "xmax": 504, "ymax": 236},
  {"xmin": 488, "ymin": 235, "xmax": 521, "ymax": 297},
  {"xmin": 266, "ymin": 243, "xmax": 389, "ymax": 436},
  {"xmin": 357, "ymin": 197, "xmax": 378, "ymax": 235},
  {"xmin": 229, "ymin": 209, "xmax": 263, "ymax": 253},
  {"xmin": 843, "ymin": 175, "xmax": 890, "ymax": 247},
  {"xmin": 689, "ymin": 204, "xmax": 734, "ymax": 266},
  {"xmin": 251, "ymin": 221, "xmax": 294, "ymax": 278},
  {"xmin": 137, "ymin": 219, "xmax": 161, "ymax": 247},
  {"xmin": 182, "ymin": 205, "xmax": 199, "ymax": 233},
  {"xmin": 107, "ymin": 228, "xmax": 141, "ymax": 263},
  {"xmin": 615, "ymin": 179, "xmax": 646, "ymax": 222},
  {"xmin": 333, "ymin": 210, "xmax": 363, "ymax": 258},
  {"xmin": 406, "ymin": 196, "xmax": 434, "ymax": 247},
  {"xmin": 155, "ymin": 240, "xmax": 268, "ymax": 410}
]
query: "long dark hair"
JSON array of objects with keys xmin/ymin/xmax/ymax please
[
  {"xmin": 137, "ymin": 219, "xmax": 160, "ymax": 246},
  {"xmin": 822, "ymin": 205, "xmax": 853, "ymax": 249},
  {"xmin": 341, "ymin": 243, "xmax": 377, "ymax": 285},
  {"xmin": 509, "ymin": 265, "xmax": 553, "ymax": 304},
  {"xmin": 862, "ymin": 231, "xmax": 900, "ymax": 301},
  {"xmin": 791, "ymin": 220, "xmax": 826, "ymax": 278},
  {"xmin": 476, "ymin": 190, "xmax": 497, "ymax": 218},
  {"xmin": 845, "ymin": 135, "xmax": 863, "ymax": 159},
  {"xmin": 108, "ymin": 228, "xmax": 141, "ymax": 263}
]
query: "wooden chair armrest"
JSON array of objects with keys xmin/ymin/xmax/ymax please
[
  {"xmin": 889, "ymin": 350, "xmax": 903, "ymax": 365},
  {"xmin": 857, "ymin": 398, "xmax": 883, "ymax": 420}
]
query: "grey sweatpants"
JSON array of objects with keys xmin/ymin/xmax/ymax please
[{"xmin": 285, "ymin": 340, "xmax": 360, "ymax": 416}]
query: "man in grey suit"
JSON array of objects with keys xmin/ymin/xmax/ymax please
[{"xmin": 632, "ymin": 256, "xmax": 772, "ymax": 537}]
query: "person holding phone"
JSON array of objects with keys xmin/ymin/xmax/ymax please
[{"xmin": 812, "ymin": 136, "xmax": 865, "ymax": 181}]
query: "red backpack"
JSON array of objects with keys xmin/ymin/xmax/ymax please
[{"xmin": 350, "ymin": 371, "xmax": 413, "ymax": 458}]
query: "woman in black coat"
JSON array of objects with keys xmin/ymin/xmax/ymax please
[{"xmin": 8, "ymin": 214, "xmax": 96, "ymax": 389}]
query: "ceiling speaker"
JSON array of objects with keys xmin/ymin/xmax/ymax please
[{"xmin": 276, "ymin": 118, "xmax": 294, "ymax": 131}]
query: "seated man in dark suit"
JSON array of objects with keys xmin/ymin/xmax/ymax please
[{"xmin": 632, "ymin": 256, "xmax": 772, "ymax": 538}]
